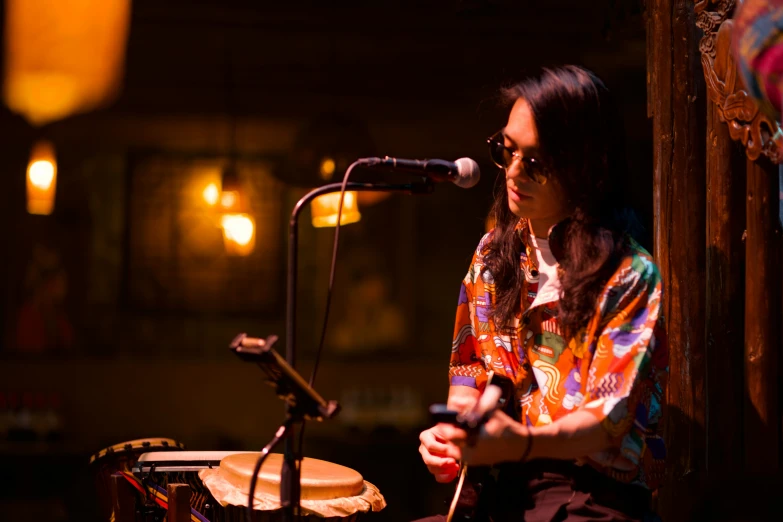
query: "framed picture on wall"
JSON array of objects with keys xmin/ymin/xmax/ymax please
[{"xmin": 124, "ymin": 152, "xmax": 287, "ymax": 315}]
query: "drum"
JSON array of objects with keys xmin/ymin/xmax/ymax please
[
  {"xmin": 89, "ymin": 437, "xmax": 185, "ymax": 521},
  {"xmin": 198, "ymin": 453, "xmax": 386, "ymax": 522}
]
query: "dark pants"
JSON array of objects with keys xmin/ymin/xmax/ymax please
[{"xmin": 413, "ymin": 460, "xmax": 655, "ymax": 522}]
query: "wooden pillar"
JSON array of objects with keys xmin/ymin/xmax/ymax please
[
  {"xmin": 649, "ymin": 0, "xmax": 707, "ymax": 519},
  {"xmin": 744, "ymin": 156, "xmax": 781, "ymax": 473},
  {"xmin": 705, "ymin": 102, "xmax": 746, "ymax": 475}
]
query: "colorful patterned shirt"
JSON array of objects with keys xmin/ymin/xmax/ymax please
[
  {"xmin": 733, "ymin": 0, "xmax": 783, "ymax": 121},
  {"xmin": 449, "ymin": 219, "xmax": 668, "ymax": 489}
]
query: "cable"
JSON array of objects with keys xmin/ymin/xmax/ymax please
[
  {"xmin": 308, "ymin": 160, "xmax": 361, "ymax": 388},
  {"xmin": 297, "ymin": 160, "xmax": 364, "ymax": 457},
  {"xmin": 247, "ymin": 423, "xmax": 289, "ymax": 522}
]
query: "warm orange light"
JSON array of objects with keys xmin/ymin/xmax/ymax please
[
  {"xmin": 203, "ymin": 183, "xmax": 219, "ymax": 206},
  {"xmin": 220, "ymin": 190, "xmax": 239, "ymax": 209},
  {"xmin": 26, "ymin": 140, "xmax": 57, "ymax": 215},
  {"xmin": 3, "ymin": 0, "xmax": 131, "ymax": 125},
  {"xmin": 221, "ymin": 213, "xmax": 255, "ymax": 256},
  {"xmin": 311, "ymin": 191, "xmax": 361, "ymax": 228},
  {"xmin": 319, "ymin": 157, "xmax": 336, "ymax": 180}
]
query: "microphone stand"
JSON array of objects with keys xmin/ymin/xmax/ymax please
[{"xmin": 281, "ymin": 178, "xmax": 434, "ymax": 522}]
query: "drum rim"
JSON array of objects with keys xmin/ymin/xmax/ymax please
[
  {"xmin": 133, "ymin": 451, "xmax": 254, "ymax": 473},
  {"xmin": 137, "ymin": 450, "xmax": 252, "ymax": 463},
  {"xmin": 89, "ymin": 438, "xmax": 185, "ymax": 465}
]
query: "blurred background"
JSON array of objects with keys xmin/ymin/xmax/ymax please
[{"xmin": 0, "ymin": 1, "xmax": 649, "ymax": 520}]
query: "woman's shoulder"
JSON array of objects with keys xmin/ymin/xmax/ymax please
[
  {"xmin": 471, "ymin": 229, "xmax": 495, "ymax": 265},
  {"xmin": 607, "ymin": 237, "xmax": 662, "ymax": 293},
  {"xmin": 475, "ymin": 230, "xmax": 494, "ymax": 257}
]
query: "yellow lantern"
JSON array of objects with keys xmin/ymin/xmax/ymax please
[
  {"xmin": 26, "ymin": 140, "xmax": 57, "ymax": 215},
  {"xmin": 3, "ymin": 0, "xmax": 131, "ymax": 125},
  {"xmin": 221, "ymin": 214, "xmax": 255, "ymax": 256},
  {"xmin": 311, "ymin": 191, "xmax": 361, "ymax": 228}
]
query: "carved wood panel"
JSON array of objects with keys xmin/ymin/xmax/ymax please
[{"xmin": 696, "ymin": 0, "xmax": 783, "ymax": 163}]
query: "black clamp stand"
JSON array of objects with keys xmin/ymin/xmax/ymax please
[{"xmin": 230, "ymin": 333, "xmax": 339, "ymax": 522}]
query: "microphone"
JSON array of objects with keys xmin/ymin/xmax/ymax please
[{"xmin": 370, "ymin": 156, "xmax": 480, "ymax": 189}]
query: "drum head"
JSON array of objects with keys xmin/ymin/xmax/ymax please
[
  {"xmin": 220, "ymin": 453, "xmax": 365, "ymax": 500},
  {"xmin": 89, "ymin": 437, "xmax": 185, "ymax": 465}
]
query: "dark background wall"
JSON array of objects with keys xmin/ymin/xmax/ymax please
[{"xmin": 0, "ymin": 1, "xmax": 648, "ymax": 521}]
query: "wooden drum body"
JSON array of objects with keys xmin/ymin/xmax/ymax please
[{"xmin": 89, "ymin": 438, "xmax": 185, "ymax": 521}]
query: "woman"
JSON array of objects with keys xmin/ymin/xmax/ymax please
[{"xmin": 417, "ymin": 66, "xmax": 668, "ymax": 521}]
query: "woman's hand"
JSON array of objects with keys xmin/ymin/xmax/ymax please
[
  {"xmin": 418, "ymin": 424, "xmax": 462, "ymax": 482},
  {"xmin": 438, "ymin": 409, "xmax": 530, "ymax": 467}
]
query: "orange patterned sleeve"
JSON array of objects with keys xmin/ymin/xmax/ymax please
[
  {"xmin": 578, "ymin": 254, "xmax": 666, "ymax": 455},
  {"xmin": 448, "ymin": 236, "xmax": 490, "ymax": 392}
]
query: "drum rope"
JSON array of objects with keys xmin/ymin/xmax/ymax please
[{"xmin": 118, "ymin": 471, "xmax": 211, "ymax": 522}]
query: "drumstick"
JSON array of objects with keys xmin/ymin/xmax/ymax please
[
  {"xmin": 445, "ymin": 371, "xmax": 494, "ymax": 522},
  {"xmin": 446, "ymin": 464, "xmax": 468, "ymax": 522}
]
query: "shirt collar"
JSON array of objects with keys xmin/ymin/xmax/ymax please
[{"xmin": 517, "ymin": 218, "xmax": 562, "ymax": 313}]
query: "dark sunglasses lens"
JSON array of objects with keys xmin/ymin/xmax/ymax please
[
  {"xmin": 523, "ymin": 159, "xmax": 548, "ymax": 184},
  {"xmin": 488, "ymin": 139, "xmax": 509, "ymax": 168}
]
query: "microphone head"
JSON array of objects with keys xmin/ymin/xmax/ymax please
[{"xmin": 454, "ymin": 157, "xmax": 481, "ymax": 188}]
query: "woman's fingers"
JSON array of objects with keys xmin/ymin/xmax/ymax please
[
  {"xmin": 419, "ymin": 443, "xmax": 460, "ymax": 482},
  {"xmin": 419, "ymin": 426, "xmax": 463, "ymax": 482},
  {"xmin": 420, "ymin": 427, "xmax": 454, "ymax": 454},
  {"xmin": 433, "ymin": 422, "xmax": 468, "ymax": 445}
]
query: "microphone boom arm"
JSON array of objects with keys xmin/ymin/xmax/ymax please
[{"xmin": 286, "ymin": 179, "xmax": 434, "ymax": 368}]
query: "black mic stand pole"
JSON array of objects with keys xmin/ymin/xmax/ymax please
[{"xmin": 281, "ymin": 177, "xmax": 433, "ymax": 522}]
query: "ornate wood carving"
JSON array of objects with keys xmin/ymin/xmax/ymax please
[{"xmin": 696, "ymin": 0, "xmax": 783, "ymax": 163}]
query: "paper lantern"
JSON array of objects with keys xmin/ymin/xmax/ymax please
[
  {"xmin": 26, "ymin": 140, "xmax": 57, "ymax": 215},
  {"xmin": 311, "ymin": 191, "xmax": 361, "ymax": 228},
  {"xmin": 221, "ymin": 213, "xmax": 255, "ymax": 256},
  {"xmin": 3, "ymin": 0, "xmax": 131, "ymax": 125}
]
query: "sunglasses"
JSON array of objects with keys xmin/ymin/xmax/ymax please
[{"xmin": 486, "ymin": 130, "xmax": 549, "ymax": 185}]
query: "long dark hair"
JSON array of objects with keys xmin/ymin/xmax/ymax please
[{"xmin": 483, "ymin": 65, "xmax": 637, "ymax": 339}]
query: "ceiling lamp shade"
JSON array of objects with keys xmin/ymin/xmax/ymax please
[
  {"xmin": 3, "ymin": 0, "xmax": 131, "ymax": 125},
  {"xmin": 311, "ymin": 191, "xmax": 361, "ymax": 228}
]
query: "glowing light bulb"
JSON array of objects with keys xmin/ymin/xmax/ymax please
[
  {"xmin": 26, "ymin": 140, "xmax": 57, "ymax": 215},
  {"xmin": 29, "ymin": 161, "xmax": 55, "ymax": 189},
  {"xmin": 203, "ymin": 183, "xmax": 219, "ymax": 206},
  {"xmin": 221, "ymin": 213, "xmax": 255, "ymax": 255},
  {"xmin": 319, "ymin": 157, "xmax": 336, "ymax": 180},
  {"xmin": 221, "ymin": 190, "xmax": 238, "ymax": 209}
]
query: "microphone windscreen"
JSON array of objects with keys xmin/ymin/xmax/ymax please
[{"xmin": 454, "ymin": 157, "xmax": 481, "ymax": 188}]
